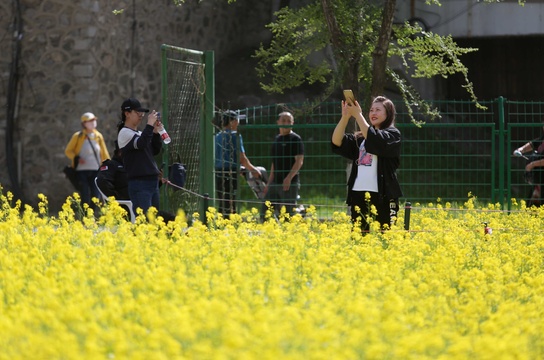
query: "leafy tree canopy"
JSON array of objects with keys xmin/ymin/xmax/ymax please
[
  {"xmin": 254, "ymin": 0, "xmax": 482, "ymax": 123},
  {"xmin": 162, "ymin": 0, "xmax": 525, "ymax": 123}
]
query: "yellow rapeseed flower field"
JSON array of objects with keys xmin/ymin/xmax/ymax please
[{"xmin": 0, "ymin": 191, "xmax": 543, "ymax": 359}]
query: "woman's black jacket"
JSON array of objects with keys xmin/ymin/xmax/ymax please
[{"xmin": 331, "ymin": 126, "xmax": 403, "ymax": 205}]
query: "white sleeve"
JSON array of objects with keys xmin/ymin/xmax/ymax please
[{"xmin": 118, "ymin": 128, "xmax": 138, "ymax": 148}]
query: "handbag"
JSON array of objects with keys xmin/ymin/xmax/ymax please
[
  {"xmin": 63, "ymin": 155, "xmax": 80, "ymax": 191},
  {"xmin": 168, "ymin": 154, "xmax": 187, "ymax": 191}
]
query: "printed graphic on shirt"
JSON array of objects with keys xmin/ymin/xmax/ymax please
[{"xmin": 357, "ymin": 140, "xmax": 373, "ymax": 166}]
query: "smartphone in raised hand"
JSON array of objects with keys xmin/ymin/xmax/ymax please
[{"xmin": 343, "ymin": 89, "xmax": 356, "ymax": 106}]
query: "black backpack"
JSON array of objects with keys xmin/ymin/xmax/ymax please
[{"xmin": 169, "ymin": 162, "xmax": 187, "ymax": 191}]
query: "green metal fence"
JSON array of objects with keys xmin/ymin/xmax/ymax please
[
  {"xmin": 160, "ymin": 44, "xmax": 214, "ymax": 219},
  {"xmin": 224, "ymin": 97, "xmax": 544, "ymax": 218},
  {"xmin": 158, "ymin": 70, "xmax": 544, "ymax": 220},
  {"xmin": 506, "ymin": 100, "xmax": 544, "ymax": 208}
]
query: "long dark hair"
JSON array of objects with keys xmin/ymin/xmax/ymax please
[
  {"xmin": 373, "ymin": 96, "xmax": 396, "ymax": 130},
  {"xmin": 116, "ymin": 111, "xmax": 127, "ymax": 134},
  {"xmin": 354, "ymin": 96, "xmax": 396, "ymax": 138}
]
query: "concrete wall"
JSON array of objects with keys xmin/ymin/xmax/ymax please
[
  {"xmin": 395, "ymin": 1, "xmax": 544, "ymax": 37},
  {"xmin": 0, "ymin": 0, "xmax": 276, "ymax": 212}
]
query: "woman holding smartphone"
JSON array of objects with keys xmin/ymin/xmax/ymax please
[{"xmin": 331, "ymin": 95, "xmax": 402, "ymax": 232}]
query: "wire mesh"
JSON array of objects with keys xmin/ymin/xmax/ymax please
[
  {"xmin": 506, "ymin": 100, "xmax": 544, "ymax": 206},
  {"xmin": 233, "ymin": 99, "xmax": 544, "ymax": 215},
  {"xmin": 161, "ymin": 45, "xmax": 205, "ymax": 217},
  {"xmin": 158, "ymin": 51, "xmax": 544, "ymax": 219},
  {"xmin": 235, "ymin": 102, "xmax": 353, "ymax": 218},
  {"xmin": 396, "ymin": 99, "xmax": 497, "ymax": 204}
]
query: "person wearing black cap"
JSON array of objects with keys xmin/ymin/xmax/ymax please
[
  {"xmin": 215, "ymin": 110, "xmax": 261, "ymax": 216},
  {"xmin": 96, "ymin": 141, "xmax": 176, "ymax": 223},
  {"xmin": 116, "ymin": 98, "xmax": 163, "ymax": 216}
]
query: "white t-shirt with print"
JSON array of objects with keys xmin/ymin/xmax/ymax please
[{"xmin": 352, "ymin": 139, "xmax": 378, "ymax": 192}]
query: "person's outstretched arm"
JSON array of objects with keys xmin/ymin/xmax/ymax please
[
  {"xmin": 347, "ymin": 100, "xmax": 370, "ymax": 138},
  {"xmin": 514, "ymin": 142, "xmax": 533, "ymax": 156},
  {"xmin": 332, "ymin": 101, "xmax": 353, "ymax": 146},
  {"xmin": 240, "ymin": 152, "xmax": 261, "ymax": 178}
]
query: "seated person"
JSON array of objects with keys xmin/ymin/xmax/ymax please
[{"xmin": 97, "ymin": 142, "xmax": 175, "ymax": 223}]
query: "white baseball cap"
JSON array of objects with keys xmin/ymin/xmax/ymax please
[{"xmin": 81, "ymin": 112, "xmax": 97, "ymax": 122}]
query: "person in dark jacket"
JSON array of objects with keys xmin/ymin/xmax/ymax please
[
  {"xmin": 331, "ymin": 95, "xmax": 402, "ymax": 231},
  {"xmin": 97, "ymin": 141, "xmax": 175, "ymax": 223},
  {"xmin": 117, "ymin": 98, "xmax": 163, "ymax": 215}
]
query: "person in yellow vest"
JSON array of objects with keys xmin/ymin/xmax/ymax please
[{"xmin": 64, "ymin": 112, "xmax": 110, "ymax": 208}]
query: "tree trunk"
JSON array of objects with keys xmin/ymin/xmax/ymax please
[
  {"xmin": 321, "ymin": 0, "xmax": 343, "ymax": 54},
  {"xmin": 371, "ymin": 0, "xmax": 396, "ymax": 97},
  {"xmin": 321, "ymin": 0, "xmax": 360, "ymax": 97}
]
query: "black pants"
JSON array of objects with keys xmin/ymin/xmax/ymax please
[
  {"xmin": 76, "ymin": 170, "xmax": 99, "ymax": 209},
  {"xmin": 216, "ymin": 172, "xmax": 238, "ymax": 216},
  {"xmin": 260, "ymin": 182, "xmax": 300, "ymax": 220},
  {"xmin": 350, "ymin": 191, "xmax": 399, "ymax": 232}
]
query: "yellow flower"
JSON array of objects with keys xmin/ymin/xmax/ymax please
[{"xmin": 0, "ymin": 193, "xmax": 543, "ymax": 358}]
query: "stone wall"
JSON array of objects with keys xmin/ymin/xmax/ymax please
[{"xmin": 0, "ymin": 0, "xmax": 277, "ymax": 212}]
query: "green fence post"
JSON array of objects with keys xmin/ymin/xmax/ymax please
[
  {"xmin": 497, "ymin": 96, "xmax": 506, "ymax": 209},
  {"xmin": 506, "ymin": 122, "xmax": 512, "ymax": 211},
  {"xmin": 200, "ymin": 50, "xmax": 215, "ymax": 221},
  {"xmin": 160, "ymin": 45, "xmax": 170, "ymax": 210},
  {"xmin": 404, "ymin": 202, "xmax": 411, "ymax": 231}
]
